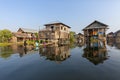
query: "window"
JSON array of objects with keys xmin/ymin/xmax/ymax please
[
  {"xmin": 61, "ymin": 26, "xmax": 63, "ymax": 30},
  {"xmin": 51, "ymin": 26, "xmax": 54, "ymax": 30},
  {"xmin": 64, "ymin": 28, "xmax": 66, "ymax": 31}
]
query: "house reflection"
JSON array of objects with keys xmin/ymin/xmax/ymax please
[
  {"xmin": 39, "ymin": 45, "xmax": 70, "ymax": 63},
  {"xmin": 11, "ymin": 44, "xmax": 35, "ymax": 57},
  {"xmin": 107, "ymin": 41, "xmax": 114, "ymax": 47},
  {"xmin": 107, "ymin": 39, "xmax": 120, "ymax": 49},
  {"xmin": 83, "ymin": 43, "xmax": 108, "ymax": 65},
  {"xmin": 115, "ymin": 43, "xmax": 120, "ymax": 49}
]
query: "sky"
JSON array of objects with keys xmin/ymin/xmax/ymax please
[{"xmin": 0, "ymin": 0, "xmax": 120, "ymax": 33}]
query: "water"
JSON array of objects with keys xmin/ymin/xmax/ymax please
[{"xmin": 0, "ymin": 43, "xmax": 120, "ymax": 80}]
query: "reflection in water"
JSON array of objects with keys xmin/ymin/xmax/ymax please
[
  {"xmin": 107, "ymin": 41, "xmax": 114, "ymax": 47},
  {"xmin": 0, "ymin": 45, "xmax": 36, "ymax": 58},
  {"xmin": 77, "ymin": 42, "xmax": 84, "ymax": 48},
  {"xmin": 0, "ymin": 46, "xmax": 13, "ymax": 58},
  {"xmin": 39, "ymin": 45, "xmax": 70, "ymax": 63},
  {"xmin": 83, "ymin": 42, "xmax": 108, "ymax": 65},
  {"xmin": 115, "ymin": 43, "xmax": 120, "ymax": 49},
  {"xmin": 107, "ymin": 39, "xmax": 120, "ymax": 49}
]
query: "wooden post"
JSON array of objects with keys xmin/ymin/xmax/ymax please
[
  {"xmin": 98, "ymin": 28, "xmax": 99, "ymax": 47},
  {"xmin": 87, "ymin": 29, "xmax": 88, "ymax": 44}
]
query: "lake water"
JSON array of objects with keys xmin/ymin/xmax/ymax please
[{"xmin": 0, "ymin": 43, "xmax": 120, "ymax": 80}]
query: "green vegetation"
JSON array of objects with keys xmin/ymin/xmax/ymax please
[
  {"xmin": 35, "ymin": 33, "xmax": 39, "ymax": 39},
  {"xmin": 69, "ymin": 31, "xmax": 76, "ymax": 43},
  {"xmin": 0, "ymin": 43, "xmax": 13, "ymax": 47},
  {"xmin": 0, "ymin": 29, "xmax": 12, "ymax": 43},
  {"xmin": 0, "ymin": 46, "xmax": 13, "ymax": 59},
  {"xmin": 27, "ymin": 40, "xmax": 35, "ymax": 45},
  {"xmin": 0, "ymin": 41, "xmax": 36, "ymax": 47},
  {"xmin": 90, "ymin": 37, "xmax": 98, "ymax": 43},
  {"xmin": 0, "ymin": 50, "xmax": 13, "ymax": 59}
]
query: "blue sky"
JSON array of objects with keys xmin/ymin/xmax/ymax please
[{"xmin": 0, "ymin": 0, "xmax": 120, "ymax": 33}]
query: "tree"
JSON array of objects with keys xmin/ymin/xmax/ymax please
[
  {"xmin": 35, "ymin": 32, "xmax": 39, "ymax": 39},
  {"xmin": 69, "ymin": 31, "xmax": 76, "ymax": 42},
  {"xmin": 0, "ymin": 29, "xmax": 12, "ymax": 43}
]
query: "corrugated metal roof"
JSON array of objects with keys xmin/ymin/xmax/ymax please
[
  {"xmin": 44, "ymin": 21, "xmax": 71, "ymax": 28},
  {"xmin": 19, "ymin": 28, "xmax": 38, "ymax": 33},
  {"xmin": 83, "ymin": 20, "xmax": 109, "ymax": 30},
  {"xmin": 13, "ymin": 32, "xmax": 28, "ymax": 38},
  {"xmin": 46, "ymin": 21, "xmax": 62, "ymax": 24}
]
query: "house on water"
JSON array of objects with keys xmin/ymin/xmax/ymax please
[
  {"xmin": 75, "ymin": 33, "xmax": 84, "ymax": 44},
  {"xmin": 114, "ymin": 30, "xmax": 120, "ymax": 43},
  {"xmin": 107, "ymin": 32, "xmax": 115, "ymax": 46},
  {"xmin": 12, "ymin": 28, "xmax": 38, "ymax": 42},
  {"xmin": 82, "ymin": 20, "xmax": 109, "ymax": 48},
  {"xmin": 107, "ymin": 32, "xmax": 114, "ymax": 42},
  {"xmin": 39, "ymin": 21, "xmax": 71, "ymax": 44}
]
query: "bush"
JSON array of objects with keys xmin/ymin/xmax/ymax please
[{"xmin": 40, "ymin": 40, "xmax": 43, "ymax": 43}]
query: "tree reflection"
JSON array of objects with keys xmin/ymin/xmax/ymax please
[
  {"xmin": 17, "ymin": 45, "xmax": 34, "ymax": 57},
  {"xmin": 83, "ymin": 43, "xmax": 108, "ymax": 65},
  {"xmin": 39, "ymin": 45, "xmax": 70, "ymax": 63},
  {"xmin": 0, "ymin": 46, "xmax": 13, "ymax": 58},
  {"xmin": 0, "ymin": 44, "xmax": 37, "ymax": 58}
]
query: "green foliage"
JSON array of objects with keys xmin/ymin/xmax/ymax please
[
  {"xmin": 35, "ymin": 32, "xmax": 39, "ymax": 39},
  {"xmin": 90, "ymin": 37, "xmax": 98, "ymax": 43},
  {"xmin": 69, "ymin": 31, "xmax": 76, "ymax": 42},
  {"xmin": 27, "ymin": 40, "xmax": 34, "ymax": 45},
  {"xmin": 0, "ymin": 29, "xmax": 12, "ymax": 43},
  {"xmin": 40, "ymin": 40, "xmax": 43, "ymax": 43},
  {"xmin": 69, "ymin": 42, "xmax": 76, "ymax": 49},
  {"xmin": 0, "ymin": 46, "xmax": 13, "ymax": 58},
  {"xmin": 0, "ymin": 43, "xmax": 13, "ymax": 47}
]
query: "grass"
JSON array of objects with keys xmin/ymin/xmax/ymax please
[
  {"xmin": 0, "ymin": 43, "xmax": 13, "ymax": 47},
  {"xmin": 0, "ymin": 41, "xmax": 35, "ymax": 47},
  {"xmin": 27, "ymin": 41, "xmax": 35, "ymax": 45},
  {"xmin": 0, "ymin": 40, "xmax": 55, "ymax": 47}
]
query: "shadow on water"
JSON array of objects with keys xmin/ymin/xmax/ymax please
[{"xmin": 39, "ymin": 44, "xmax": 70, "ymax": 63}]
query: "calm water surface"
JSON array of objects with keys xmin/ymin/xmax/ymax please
[{"xmin": 0, "ymin": 44, "xmax": 120, "ymax": 80}]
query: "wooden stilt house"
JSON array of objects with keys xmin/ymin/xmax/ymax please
[{"xmin": 83, "ymin": 20, "xmax": 109, "ymax": 48}]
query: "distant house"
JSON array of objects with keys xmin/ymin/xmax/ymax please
[
  {"xmin": 75, "ymin": 33, "xmax": 84, "ymax": 43},
  {"xmin": 82, "ymin": 20, "xmax": 109, "ymax": 47},
  {"xmin": 114, "ymin": 30, "xmax": 120, "ymax": 43},
  {"xmin": 39, "ymin": 21, "xmax": 71, "ymax": 44},
  {"xmin": 107, "ymin": 32, "xmax": 115, "ymax": 44},
  {"xmin": 11, "ymin": 28, "xmax": 38, "ymax": 42},
  {"xmin": 12, "ymin": 32, "xmax": 28, "ymax": 42}
]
